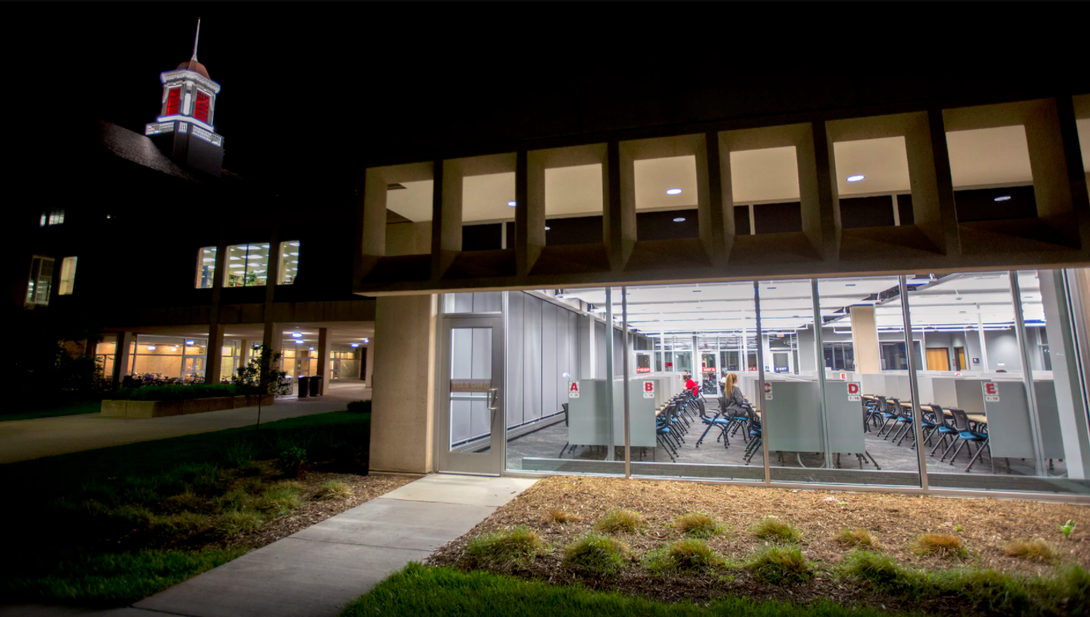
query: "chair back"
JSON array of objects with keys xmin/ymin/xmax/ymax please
[
  {"xmin": 877, "ymin": 395, "xmax": 888, "ymax": 412},
  {"xmin": 949, "ymin": 408, "xmax": 971, "ymax": 431},
  {"xmin": 929, "ymin": 404, "xmax": 947, "ymax": 428},
  {"xmin": 562, "ymin": 403, "xmax": 569, "ymax": 427}
]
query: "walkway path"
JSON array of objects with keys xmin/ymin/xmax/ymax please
[
  {"xmin": 0, "ymin": 382, "xmax": 370, "ymax": 464},
  {"xmin": 0, "ymin": 474, "xmax": 535, "ymax": 617}
]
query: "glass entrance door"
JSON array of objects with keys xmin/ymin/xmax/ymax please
[{"xmin": 438, "ymin": 316, "xmax": 505, "ymax": 475}]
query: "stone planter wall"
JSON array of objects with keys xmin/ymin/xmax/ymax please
[{"xmin": 101, "ymin": 393, "xmax": 275, "ymax": 418}]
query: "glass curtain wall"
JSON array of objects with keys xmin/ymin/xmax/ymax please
[{"xmin": 493, "ymin": 271, "xmax": 1090, "ymax": 496}]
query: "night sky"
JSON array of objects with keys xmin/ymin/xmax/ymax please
[{"xmin": 7, "ymin": 4, "xmax": 1087, "ymax": 203}]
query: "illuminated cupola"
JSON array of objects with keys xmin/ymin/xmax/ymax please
[{"xmin": 144, "ymin": 20, "xmax": 225, "ymax": 176}]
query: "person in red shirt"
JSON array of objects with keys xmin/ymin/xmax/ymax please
[{"xmin": 683, "ymin": 372, "xmax": 699, "ymax": 398}]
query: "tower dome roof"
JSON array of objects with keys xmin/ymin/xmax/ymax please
[{"xmin": 176, "ymin": 59, "xmax": 209, "ymax": 78}]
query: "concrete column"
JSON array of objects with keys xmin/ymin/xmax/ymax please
[
  {"xmin": 606, "ymin": 142, "xmax": 636, "ymax": 271},
  {"xmin": 363, "ymin": 345, "xmax": 374, "ymax": 386},
  {"xmin": 357, "ymin": 166, "xmax": 388, "ymax": 279},
  {"xmin": 517, "ymin": 150, "xmax": 545, "ymax": 276},
  {"xmin": 1024, "ymin": 99, "xmax": 1080, "ymax": 247},
  {"xmin": 240, "ymin": 339, "xmax": 249, "ymax": 368},
  {"xmin": 808, "ymin": 121, "xmax": 840, "ymax": 261},
  {"xmin": 433, "ymin": 159, "xmax": 459, "ymax": 279},
  {"xmin": 850, "ymin": 305, "xmax": 881, "ymax": 373},
  {"xmin": 317, "ymin": 327, "xmax": 330, "ymax": 395},
  {"xmin": 370, "ymin": 295, "xmax": 437, "ymax": 473},
  {"xmin": 206, "ymin": 323, "xmax": 225, "ymax": 384},
  {"xmin": 262, "ymin": 322, "xmax": 283, "ymax": 358},
  {"xmin": 912, "ymin": 110, "xmax": 960, "ymax": 254},
  {"xmin": 1043, "ymin": 270, "xmax": 1090, "ymax": 479},
  {"xmin": 113, "ymin": 331, "xmax": 133, "ymax": 386}
]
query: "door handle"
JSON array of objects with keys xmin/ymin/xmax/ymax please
[{"xmin": 486, "ymin": 388, "xmax": 499, "ymax": 412}]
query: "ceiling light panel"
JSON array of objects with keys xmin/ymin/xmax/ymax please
[
  {"xmin": 462, "ymin": 172, "xmax": 516, "ymax": 223},
  {"xmin": 545, "ymin": 164, "xmax": 603, "ymax": 217},
  {"xmin": 633, "ymin": 155, "xmax": 698, "ymax": 211},
  {"xmin": 833, "ymin": 136, "xmax": 910, "ymax": 196},
  {"xmin": 946, "ymin": 126, "xmax": 1033, "ymax": 188},
  {"xmin": 384, "ymin": 180, "xmax": 435, "ymax": 223},
  {"xmin": 729, "ymin": 146, "xmax": 800, "ymax": 203}
]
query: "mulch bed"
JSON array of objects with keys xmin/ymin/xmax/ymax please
[
  {"xmin": 429, "ymin": 476, "xmax": 1090, "ymax": 614},
  {"xmin": 208, "ymin": 470, "xmax": 418, "ymax": 552}
]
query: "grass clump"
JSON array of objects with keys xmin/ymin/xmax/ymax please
[
  {"xmin": 834, "ymin": 528, "xmax": 878, "ymax": 550},
  {"xmin": 215, "ymin": 510, "xmax": 264, "ymax": 538},
  {"xmin": 1004, "ymin": 539, "xmax": 1058, "ymax": 563},
  {"xmin": 563, "ymin": 532, "xmax": 629, "ymax": 576},
  {"xmin": 673, "ymin": 512, "xmax": 725, "ymax": 538},
  {"xmin": 913, "ymin": 533, "xmax": 968, "ymax": 560},
  {"xmin": 594, "ymin": 508, "xmax": 643, "ymax": 534},
  {"xmin": 645, "ymin": 538, "xmax": 725, "ymax": 575},
  {"xmin": 314, "ymin": 480, "xmax": 351, "ymax": 500},
  {"xmin": 750, "ymin": 516, "xmax": 802, "ymax": 543},
  {"xmin": 342, "ymin": 562, "xmax": 905, "ymax": 617},
  {"xmin": 256, "ymin": 482, "xmax": 304, "ymax": 514},
  {"xmin": 465, "ymin": 526, "xmax": 544, "ymax": 572},
  {"xmin": 746, "ymin": 545, "xmax": 812, "ymax": 584},
  {"xmin": 545, "ymin": 507, "xmax": 582, "ymax": 524}
]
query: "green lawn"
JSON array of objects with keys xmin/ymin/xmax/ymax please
[
  {"xmin": 341, "ymin": 563, "xmax": 920, "ymax": 617},
  {"xmin": 1, "ymin": 400, "xmax": 103, "ymax": 422},
  {"xmin": 1, "ymin": 410, "xmax": 369, "ymax": 606}
]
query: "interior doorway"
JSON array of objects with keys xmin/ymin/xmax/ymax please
[{"xmin": 925, "ymin": 347, "xmax": 951, "ymax": 371}]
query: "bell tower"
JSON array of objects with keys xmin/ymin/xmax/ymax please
[{"xmin": 144, "ymin": 20, "xmax": 225, "ymax": 176}]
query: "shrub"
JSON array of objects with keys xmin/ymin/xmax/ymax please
[
  {"xmin": 835, "ymin": 528, "xmax": 878, "ymax": 550},
  {"xmin": 465, "ymin": 526, "xmax": 544, "ymax": 572},
  {"xmin": 1004, "ymin": 539, "xmax": 1057, "ymax": 562},
  {"xmin": 346, "ymin": 400, "xmax": 372, "ymax": 414},
  {"xmin": 841, "ymin": 550, "xmax": 916, "ymax": 592},
  {"xmin": 747, "ymin": 545, "xmax": 812, "ymax": 584},
  {"xmin": 276, "ymin": 446, "xmax": 307, "ymax": 478},
  {"xmin": 913, "ymin": 533, "xmax": 968, "ymax": 560},
  {"xmin": 562, "ymin": 532, "xmax": 629, "ymax": 576},
  {"xmin": 594, "ymin": 508, "xmax": 643, "ymax": 534},
  {"xmin": 314, "ymin": 481, "xmax": 351, "ymax": 500},
  {"xmin": 215, "ymin": 510, "xmax": 264, "ymax": 538},
  {"xmin": 750, "ymin": 517, "xmax": 802, "ymax": 543},
  {"xmin": 544, "ymin": 508, "xmax": 582, "ymax": 524},
  {"xmin": 112, "ymin": 385, "xmax": 237, "ymax": 401},
  {"xmin": 645, "ymin": 538, "xmax": 725, "ymax": 574},
  {"xmin": 674, "ymin": 512, "xmax": 725, "ymax": 538}
]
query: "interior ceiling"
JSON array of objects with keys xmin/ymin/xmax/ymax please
[
  {"xmin": 554, "ymin": 271, "xmax": 1043, "ymax": 335},
  {"xmin": 386, "ymin": 125, "xmax": 1080, "ymax": 225},
  {"xmin": 111, "ymin": 322, "xmax": 374, "ymax": 347}
]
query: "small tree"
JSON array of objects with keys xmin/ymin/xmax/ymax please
[{"xmin": 233, "ymin": 344, "xmax": 288, "ymax": 428}]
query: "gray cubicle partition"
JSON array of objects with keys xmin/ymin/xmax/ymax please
[
  {"xmin": 764, "ymin": 380, "xmax": 864, "ymax": 456},
  {"xmin": 983, "ymin": 381, "xmax": 1065, "ymax": 460},
  {"xmin": 567, "ymin": 379, "xmax": 657, "ymax": 448}
]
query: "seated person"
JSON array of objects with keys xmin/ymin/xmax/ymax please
[
  {"xmin": 683, "ymin": 372, "xmax": 699, "ymax": 398},
  {"xmin": 721, "ymin": 372, "xmax": 749, "ymax": 416}
]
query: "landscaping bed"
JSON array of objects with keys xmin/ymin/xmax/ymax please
[
  {"xmin": 101, "ymin": 385, "xmax": 274, "ymax": 418},
  {"xmin": 1, "ymin": 410, "xmax": 412, "ymax": 606},
  {"xmin": 429, "ymin": 476, "xmax": 1090, "ymax": 616}
]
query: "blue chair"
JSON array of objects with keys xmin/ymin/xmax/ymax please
[
  {"xmin": 929, "ymin": 404, "xmax": 959, "ymax": 459},
  {"xmin": 944, "ymin": 408, "xmax": 990, "ymax": 472},
  {"xmin": 695, "ymin": 396, "xmax": 732, "ymax": 449}
]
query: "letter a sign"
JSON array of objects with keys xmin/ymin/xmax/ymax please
[
  {"xmin": 847, "ymin": 382, "xmax": 861, "ymax": 402},
  {"xmin": 982, "ymin": 381, "xmax": 1000, "ymax": 403},
  {"xmin": 568, "ymin": 381, "xmax": 580, "ymax": 399},
  {"xmin": 643, "ymin": 381, "xmax": 655, "ymax": 399}
]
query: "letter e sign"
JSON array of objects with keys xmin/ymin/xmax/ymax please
[
  {"xmin": 982, "ymin": 381, "xmax": 999, "ymax": 403},
  {"xmin": 569, "ymin": 381, "xmax": 580, "ymax": 398},
  {"xmin": 643, "ymin": 381, "xmax": 654, "ymax": 399}
]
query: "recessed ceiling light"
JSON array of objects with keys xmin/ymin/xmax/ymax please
[
  {"xmin": 692, "ymin": 290, "xmax": 702, "ymax": 293},
  {"xmin": 351, "ymin": 343, "xmax": 359, "ymax": 347},
  {"xmin": 673, "ymin": 217, "xmax": 686, "ymax": 223},
  {"xmin": 666, "ymin": 188, "xmax": 683, "ymax": 195},
  {"xmin": 295, "ymin": 340, "xmax": 304, "ymax": 344},
  {"xmin": 994, "ymin": 195, "xmax": 1011, "ymax": 202},
  {"xmin": 847, "ymin": 175, "xmax": 865, "ymax": 182},
  {"xmin": 545, "ymin": 226, "xmax": 551, "ymax": 230},
  {"xmin": 292, "ymin": 332, "xmax": 302, "ymax": 338},
  {"xmin": 363, "ymin": 338, "xmax": 370, "ymax": 343},
  {"xmin": 186, "ymin": 340, "xmax": 194, "ymax": 345},
  {"xmin": 147, "ymin": 345, "xmax": 156, "ymax": 351},
  {"xmin": 507, "ymin": 201, "xmax": 516, "ymax": 207}
]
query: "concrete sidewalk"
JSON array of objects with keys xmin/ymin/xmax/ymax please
[
  {"xmin": 0, "ymin": 382, "xmax": 370, "ymax": 465},
  {"xmin": 129, "ymin": 474, "xmax": 535, "ymax": 617}
]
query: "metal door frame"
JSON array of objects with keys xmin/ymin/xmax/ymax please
[{"xmin": 436, "ymin": 312, "xmax": 505, "ymax": 475}]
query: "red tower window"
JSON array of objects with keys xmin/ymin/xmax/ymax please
[
  {"xmin": 165, "ymin": 87, "xmax": 182, "ymax": 116},
  {"xmin": 194, "ymin": 90, "xmax": 211, "ymax": 124}
]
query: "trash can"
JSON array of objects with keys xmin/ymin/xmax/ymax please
[
  {"xmin": 309, "ymin": 375, "xmax": 322, "ymax": 397},
  {"xmin": 297, "ymin": 376, "xmax": 310, "ymax": 398}
]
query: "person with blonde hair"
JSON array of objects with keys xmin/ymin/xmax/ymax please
[{"xmin": 721, "ymin": 371, "xmax": 747, "ymax": 415}]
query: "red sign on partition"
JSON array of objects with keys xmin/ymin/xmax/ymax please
[
  {"xmin": 847, "ymin": 382, "xmax": 861, "ymax": 402},
  {"xmin": 569, "ymin": 381, "xmax": 580, "ymax": 399},
  {"xmin": 764, "ymin": 382, "xmax": 773, "ymax": 400},
  {"xmin": 702, "ymin": 367, "xmax": 716, "ymax": 373},
  {"xmin": 643, "ymin": 381, "xmax": 655, "ymax": 398},
  {"xmin": 636, "ymin": 367, "xmax": 651, "ymax": 373},
  {"xmin": 982, "ymin": 381, "xmax": 999, "ymax": 403}
]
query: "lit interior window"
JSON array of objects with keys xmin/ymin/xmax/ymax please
[
  {"xmin": 58, "ymin": 256, "xmax": 78, "ymax": 295},
  {"xmin": 223, "ymin": 244, "xmax": 270, "ymax": 288},
  {"xmin": 278, "ymin": 241, "xmax": 300, "ymax": 285},
  {"xmin": 195, "ymin": 246, "xmax": 217, "ymax": 289},
  {"xmin": 194, "ymin": 90, "xmax": 211, "ymax": 124},
  {"xmin": 165, "ymin": 87, "xmax": 182, "ymax": 116}
]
